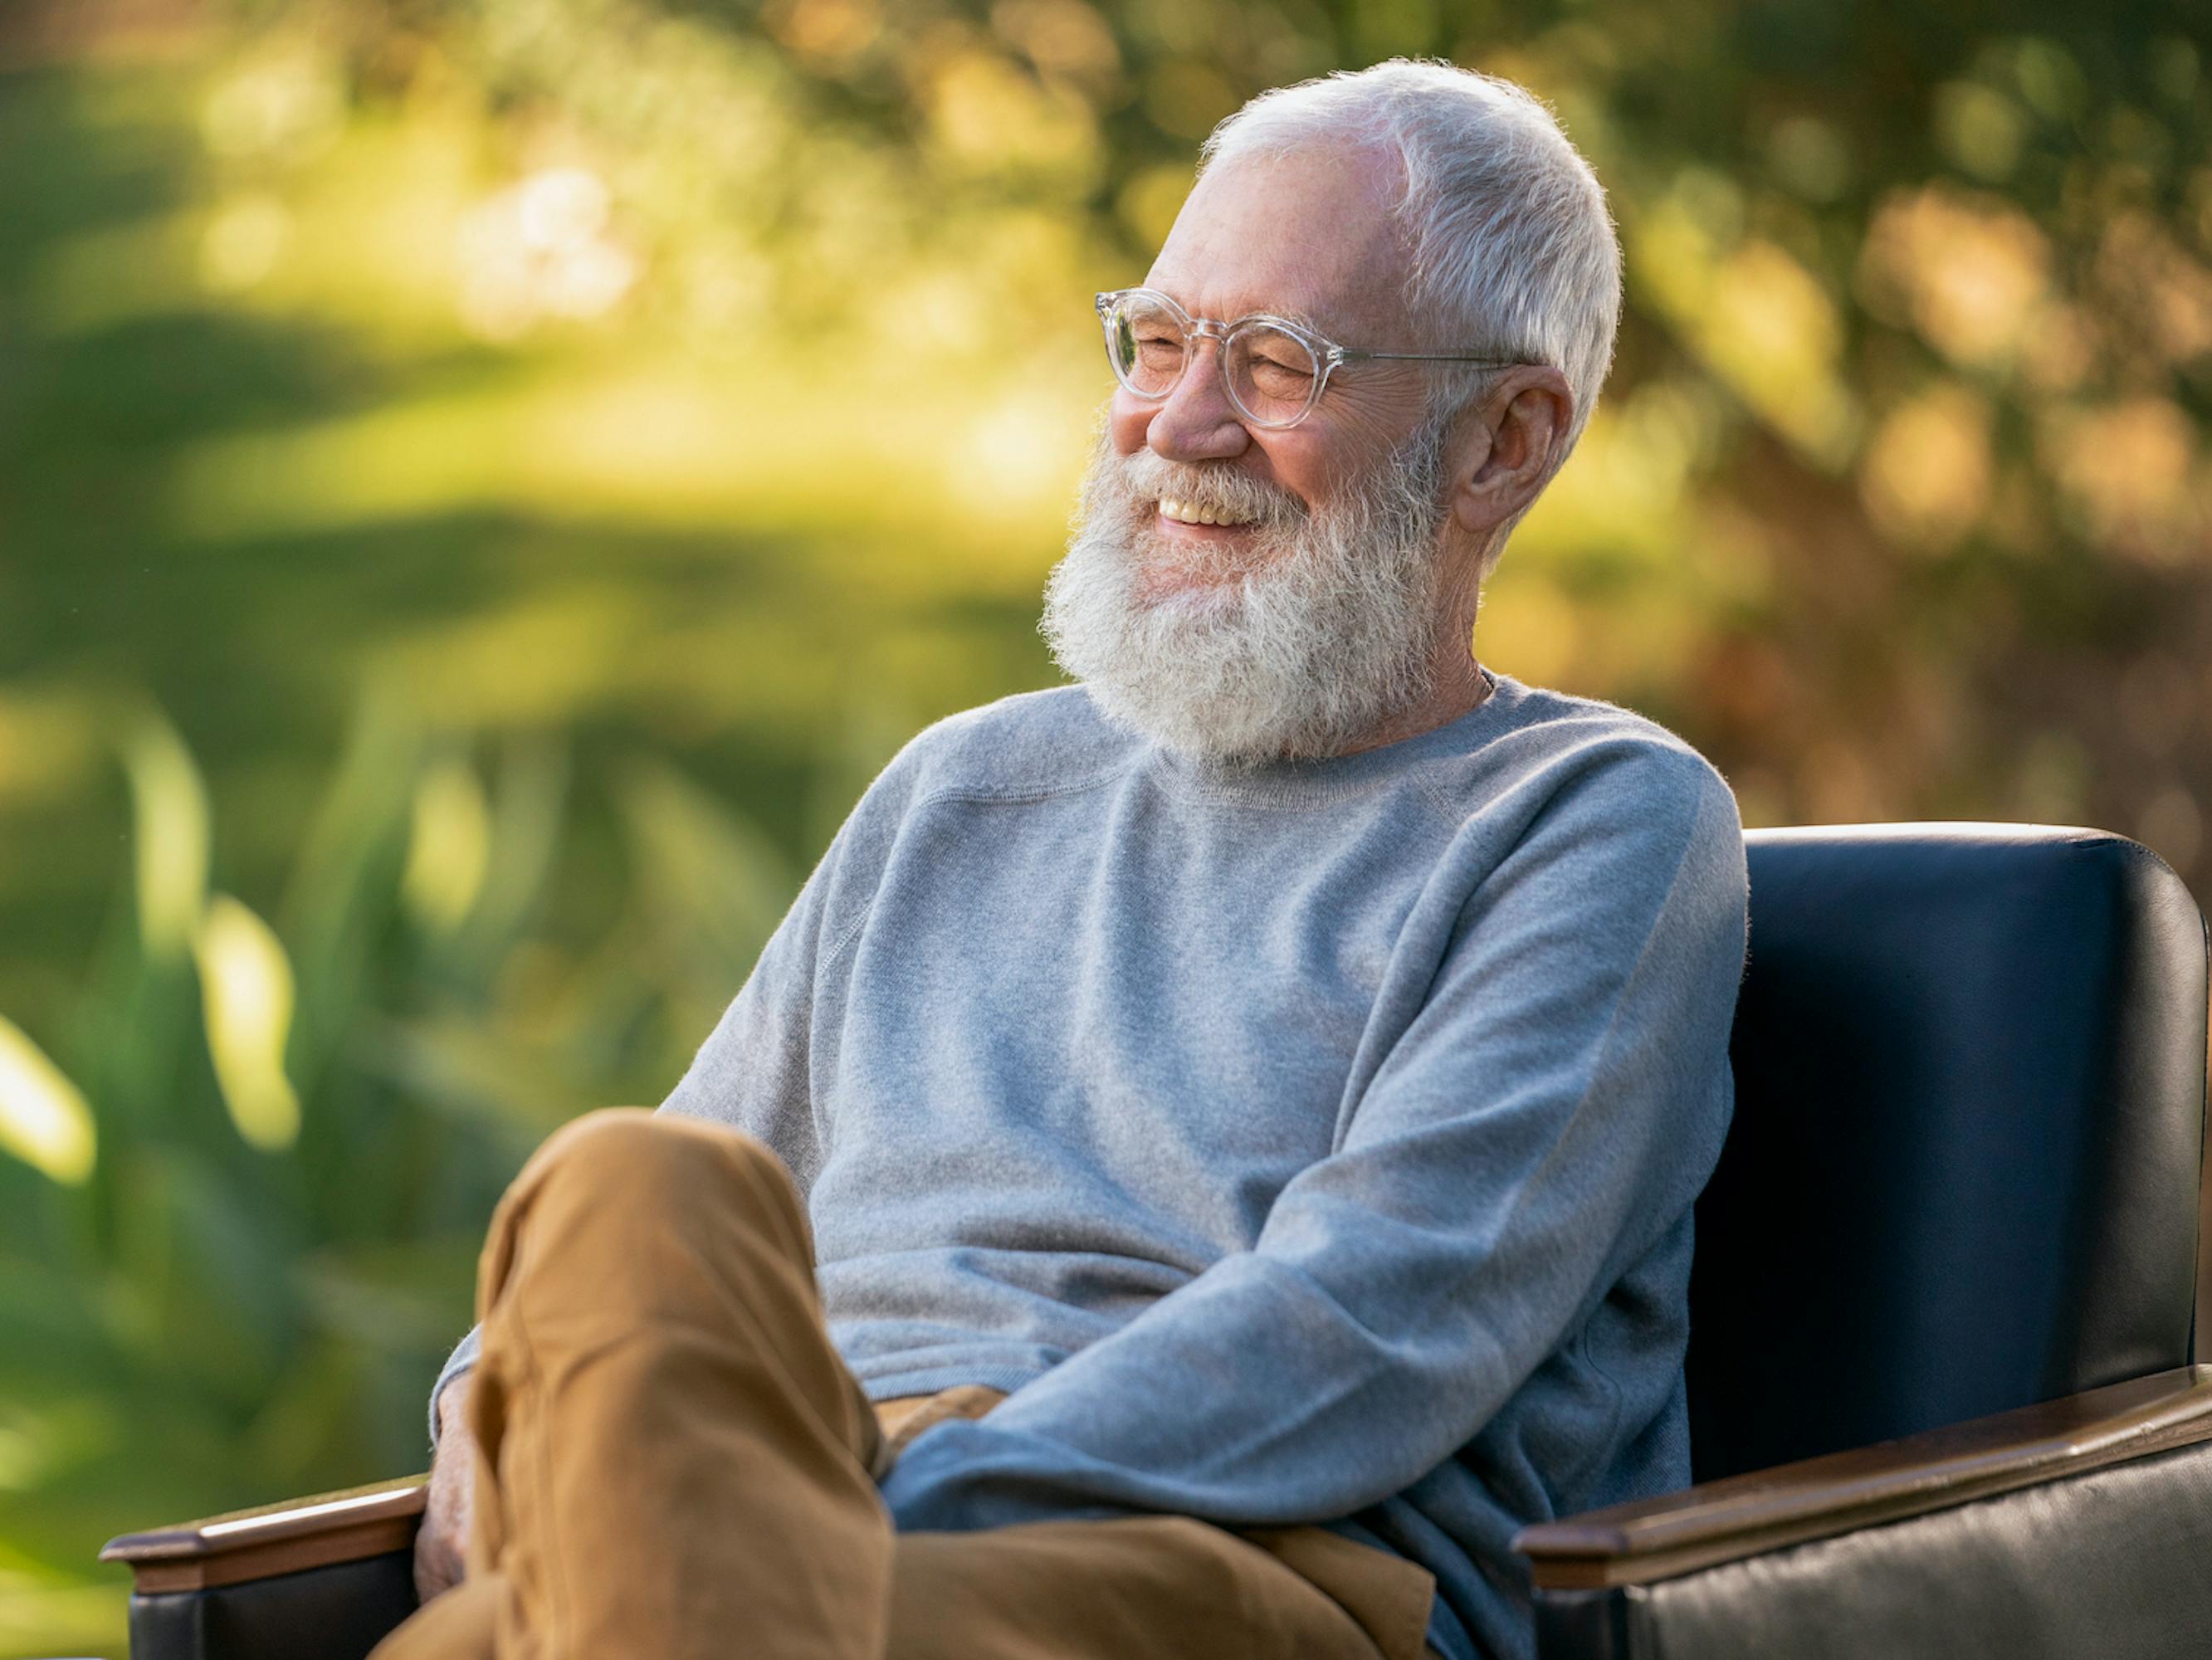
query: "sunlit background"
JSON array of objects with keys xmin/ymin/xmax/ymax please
[{"xmin": 1, "ymin": 0, "xmax": 2207, "ymax": 1651}]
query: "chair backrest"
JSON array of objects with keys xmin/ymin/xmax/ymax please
[{"xmin": 1687, "ymin": 823, "xmax": 2210, "ymax": 1483}]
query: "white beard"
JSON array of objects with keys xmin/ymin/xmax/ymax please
[{"xmin": 1040, "ymin": 420, "xmax": 1453, "ymax": 764}]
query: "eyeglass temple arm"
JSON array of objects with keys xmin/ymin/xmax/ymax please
[{"xmin": 1336, "ymin": 349, "xmax": 1523, "ymax": 367}]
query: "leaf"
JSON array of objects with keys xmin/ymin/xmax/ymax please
[
  {"xmin": 118, "ymin": 707, "xmax": 209, "ymax": 964},
  {"xmin": 0, "ymin": 1016, "xmax": 95, "ymax": 1184},
  {"xmin": 613, "ymin": 754, "xmax": 798, "ymax": 995},
  {"xmin": 441, "ymin": 733, "xmax": 571, "ymax": 979},
  {"xmin": 193, "ymin": 896, "xmax": 302, "ymax": 1153}
]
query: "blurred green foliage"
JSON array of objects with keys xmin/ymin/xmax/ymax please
[{"xmin": 0, "ymin": 0, "xmax": 2206, "ymax": 1651}]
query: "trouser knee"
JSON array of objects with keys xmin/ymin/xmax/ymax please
[{"xmin": 478, "ymin": 1107, "xmax": 813, "ymax": 1321}]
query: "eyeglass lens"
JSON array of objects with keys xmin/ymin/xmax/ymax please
[{"xmin": 1103, "ymin": 293, "xmax": 1321, "ymax": 428}]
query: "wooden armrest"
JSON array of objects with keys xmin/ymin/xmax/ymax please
[
  {"xmin": 1516, "ymin": 1365, "xmax": 2212, "ymax": 1591},
  {"xmin": 100, "ymin": 1473, "xmax": 429, "ymax": 1594}
]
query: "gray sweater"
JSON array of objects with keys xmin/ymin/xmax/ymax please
[{"xmin": 431, "ymin": 672, "xmax": 1748, "ymax": 1660}]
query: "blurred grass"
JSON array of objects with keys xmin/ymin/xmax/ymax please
[{"xmin": 0, "ymin": 0, "xmax": 2207, "ymax": 1652}]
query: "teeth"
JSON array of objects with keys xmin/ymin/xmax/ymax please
[{"xmin": 1160, "ymin": 497, "xmax": 1252, "ymax": 527}]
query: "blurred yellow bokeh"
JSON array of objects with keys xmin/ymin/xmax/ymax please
[
  {"xmin": 0, "ymin": 1015, "xmax": 96, "ymax": 1185},
  {"xmin": 193, "ymin": 896, "xmax": 302, "ymax": 1153}
]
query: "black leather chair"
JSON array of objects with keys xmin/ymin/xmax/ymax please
[
  {"xmin": 102, "ymin": 823, "xmax": 2212, "ymax": 1660},
  {"xmin": 1517, "ymin": 823, "xmax": 2212, "ymax": 1657}
]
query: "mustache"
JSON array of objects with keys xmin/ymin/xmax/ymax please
[{"xmin": 1083, "ymin": 442, "xmax": 1307, "ymax": 530}]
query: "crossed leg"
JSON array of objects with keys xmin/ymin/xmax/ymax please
[{"xmin": 371, "ymin": 1110, "xmax": 1435, "ymax": 1660}]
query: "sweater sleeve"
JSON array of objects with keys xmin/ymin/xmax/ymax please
[{"xmin": 878, "ymin": 749, "xmax": 1747, "ymax": 1530}]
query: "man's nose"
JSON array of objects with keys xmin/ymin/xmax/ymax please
[{"xmin": 1143, "ymin": 339, "xmax": 1251, "ymax": 464}]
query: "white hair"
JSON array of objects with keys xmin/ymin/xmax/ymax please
[
  {"xmin": 1043, "ymin": 419, "xmax": 1453, "ymax": 764},
  {"xmin": 1199, "ymin": 59, "xmax": 1622, "ymax": 482}
]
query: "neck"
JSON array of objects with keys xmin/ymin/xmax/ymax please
[{"xmin": 1335, "ymin": 647, "xmax": 1493, "ymax": 757}]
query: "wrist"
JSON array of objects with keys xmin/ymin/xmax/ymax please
[{"xmin": 434, "ymin": 1368, "xmax": 476, "ymax": 1446}]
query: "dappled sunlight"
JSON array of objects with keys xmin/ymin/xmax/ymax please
[
  {"xmin": 1858, "ymin": 184, "xmax": 2053, "ymax": 370},
  {"xmin": 0, "ymin": 1014, "xmax": 96, "ymax": 1184},
  {"xmin": 2093, "ymin": 212, "xmax": 2212, "ymax": 369},
  {"xmin": 121, "ymin": 713, "xmax": 210, "ymax": 962},
  {"xmin": 193, "ymin": 894, "xmax": 302, "ymax": 1153},
  {"xmin": 199, "ymin": 192, "xmax": 291, "ymax": 292},
  {"xmin": 163, "ymin": 388, "xmax": 526, "ymax": 538},
  {"xmin": 1704, "ymin": 242, "xmax": 1858, "ymax": 465},
  {"xmin": 955, "ymin": 385, "xmax": 1098, "ymax": 527},
  {"xmin": 403, "ymin": 758, "xmax": 493, "ymax": 935},
  {"xmin": 1933, "ymin": 81, "xmax": 2030, "ymax": 181},
  {"xmin": 198, "ymin": 38, "xmax": 344, "ymax": 164},
  {"xmin": 2040, "ymin": 397, "xmax": 2206, "ymax": 561},
  {"xmin": 367, "ymin": 585, "xmax": 657, "ymax": 728},
  {"xmin": 926, "ymin": 47, "xmax": 1104, "ymax": 188},
  {"xmin": 1628, "ymin": 185, "xmax": 1858, "ymax": 467},
  {"xmin": 457, "ymin": 168, "xmax": 639, "ymax": 340},
  {"xmin": 1515, "ymin": 386, "xmax": 1706, "ymax": 565},
  {"xmin": 162, "ymin": 342, "xmax": 1097, "ymax": 622},
  {"xmin": 1860, "ymin": 384, "xmax": 1995, "ymax": 551}
]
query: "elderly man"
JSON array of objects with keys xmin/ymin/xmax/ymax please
[{"xmin": 380, "ymin": 56, "xmax": 1747, "ymax": 1660}]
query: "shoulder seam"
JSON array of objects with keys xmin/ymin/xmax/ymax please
[
  {"xmin": 1409, "ymin": 717, "xmax": 1719, "ymax": 828},
  {"xmin": 907, "ymin": 754, "xmax": 1143, "ymax": 813}
]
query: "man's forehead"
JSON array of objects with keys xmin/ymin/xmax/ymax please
[
  {"xmin": 1136, "ymin": 279, "xmax": 1337, "ymax": 336},
  {"xmin": 1144, "ymin": 144, "xmax": 1409, "ymax": 339}
]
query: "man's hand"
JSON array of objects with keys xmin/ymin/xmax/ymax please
[{"xmin": 414, "ymin": 1370, "xmax": 476, "ymax": 1603}]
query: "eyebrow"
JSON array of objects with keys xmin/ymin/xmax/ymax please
[
  {"xmin": 1265, "ymin": 303, "xmax": 1333, "ymax": 336},
  {"xmin": 1157, "ymin": 289, "xmax": 1340, "ymax": 339}
]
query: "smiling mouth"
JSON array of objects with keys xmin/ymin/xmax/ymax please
[{"xmin": 1157, "ymin": 496, "xmax": 1257, "ymax": 528}]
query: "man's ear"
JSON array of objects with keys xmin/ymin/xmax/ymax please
[{"xmin": 1448, "ymin": 366, "xmax": 1575, "ymax": 539}]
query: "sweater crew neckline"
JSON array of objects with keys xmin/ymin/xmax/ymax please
[{"xmin": 1141, "ymin": 669, "xmax": 1522, "ymax": 807}]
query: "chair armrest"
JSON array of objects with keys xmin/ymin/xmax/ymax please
[
  {"xmin": 100, "ymin": 1473, "xmax": 428, "ymax": 1594},
  {"xmin": 1516, "ymin": 1364, "xmax": 2212, "ymax": 1590}
]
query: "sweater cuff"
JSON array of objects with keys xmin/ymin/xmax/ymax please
[
  {"xmin": 876, "ymin": 1418, "xmax": 1124, "ymax": 1533},
  {"xmin": 426, "ymin": 1326, "xmax": 484, "ymax": 1451}
]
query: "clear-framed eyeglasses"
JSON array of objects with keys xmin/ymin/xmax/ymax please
[{"xmin": 1095, "ymin": 287, "xmax": 1525, "ymax": 431}]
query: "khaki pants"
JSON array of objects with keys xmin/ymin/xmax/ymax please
[{"xmin": 372, "ymin": 1110, "xmax": 1438, "ymax": 1660}]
